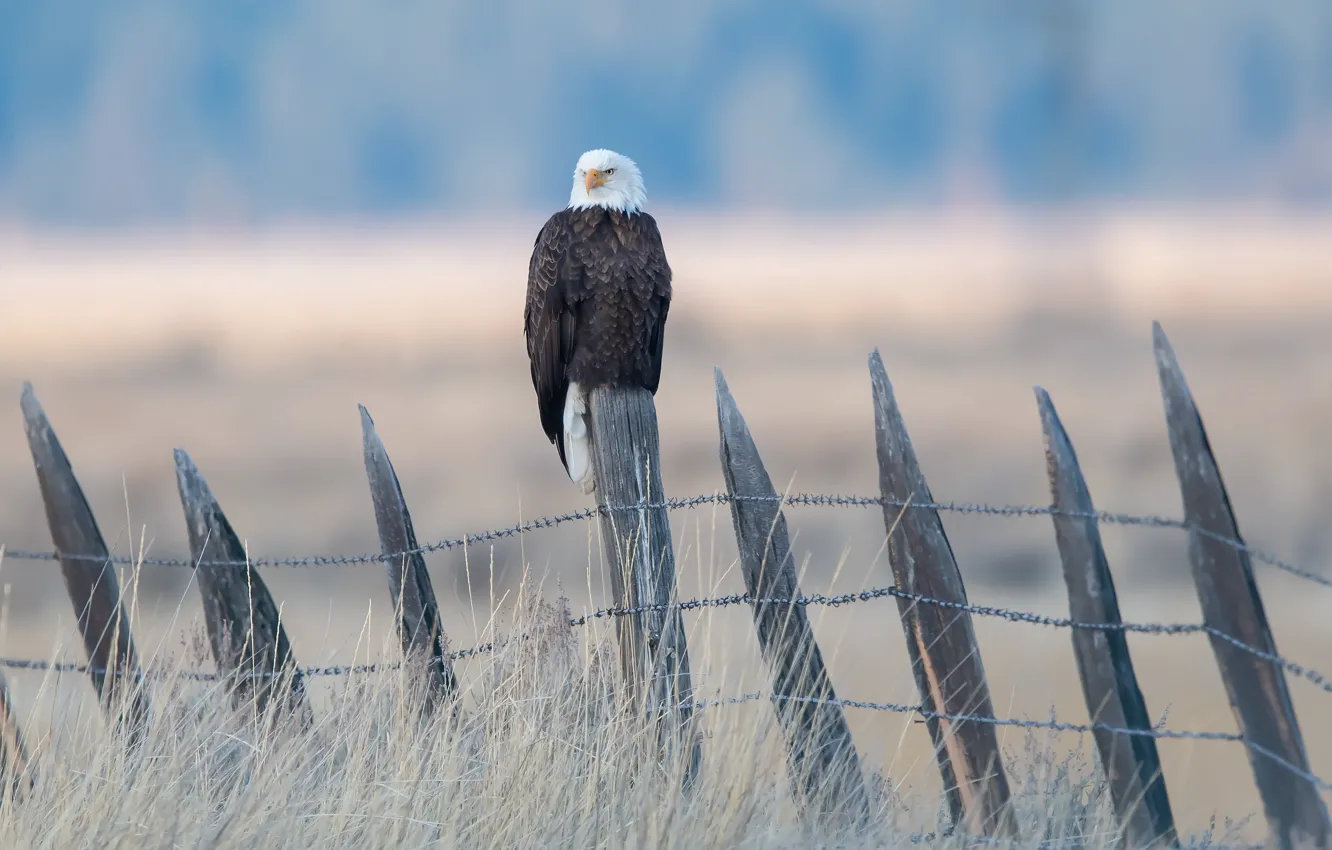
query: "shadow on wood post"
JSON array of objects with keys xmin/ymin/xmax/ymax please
[
  {"xmin": 1036, "ymin": 387, "xmax": 1178, "ymax": 849},
  {"xmin": 174, "ymin": 450, "xmax": 312, "ymax": 726},
  {"xmin": 867, "ymin": 351, "xmax": 1017, "ymax": 840},
  {"xmin": 20, "ymin": 383, "xmax": 148, "ymax": 738},
  {"xmin": 359, "ymin": 405, "xmax": 459, "ymax": 713},
  {"xmin": 1153, "ymin": 323, "xmax": 1330, "ymax": 850},
  {"xmin": 0, "ymin": 672, "xmax": 32, "ymax": 797},
  {"xmin": 715, "ymin": 368, "xmax": 872, "ymax": 824},
  {"xmin": 588, "ymin": 385, "xmax": 700, "ymax": 780}
]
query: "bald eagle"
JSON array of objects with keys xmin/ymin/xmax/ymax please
[{"xmin": 524, "ymin": 149, "xmax": 672, "ymax": 495}]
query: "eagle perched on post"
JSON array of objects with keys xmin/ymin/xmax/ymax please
[{"xmin": 524, "ymin": 149, "xmax": 672, "ymax": 495}]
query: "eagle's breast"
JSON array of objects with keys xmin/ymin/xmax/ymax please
[{"xmin": 566, "ymin": 208, "xmax": 669, "ymax": 389}]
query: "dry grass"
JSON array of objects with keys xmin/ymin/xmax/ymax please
[{"xmin": 0, "ymin": 585, "xmax": 1252, "ymax": 850}]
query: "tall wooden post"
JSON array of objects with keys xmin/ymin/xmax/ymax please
[
  {"xmin": 175, "ymin": 450, "xmax": 311, "ymax": 723},
  {"xmin": 1036, "ymin": 387, "xmax": 1177, "ymax": 848},
  {"xmin": 360, "ymin": 405, "xmax": 458, "ymax": 711},
  {"xmin": 1153, "ymin": 323, "xmax": 1329, "ymax": 850},
  {"xmin": 868, "ymin": 352, "xmax": 1016, "ymax": 839},
  {"xmin": 21, "ymin": 384, "xmax": 147, "ymax": 737},
  {"xmin": 588, "ymin": 385, "xmax": 698, "ymax": 777},
  {"xmin": 715, "ymin": 369, "xmax": 871, "ymax": 823}
]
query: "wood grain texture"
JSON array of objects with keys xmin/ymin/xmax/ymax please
[
  {"xmin": 360, "ymin": 405, "xmax": 458, "ymax": 710},
  {"xmin": 175, "ymin": 449, "xmax": 311, "ymax": 723},
  {"xmin": 588, "ymin": 385, "xmax": 699, "ymax": 776},
  {"xmin": 715, "ymin": 369, "xmax": 870, "ymax": 823},
  {"xmin": 20, "ymin": 383, "xmax": 147, "ymax": 734},
  {"xmin": 868, "ymin": 351, "xmax": 1016, "ymax": 839},
  {"xmin": 1036, "ymin": 387, "xmax": 1177, "ymax": 848},
  {"xmin": 1153, "ymin": 322, "xmax": 1329, "ymax": 850}
]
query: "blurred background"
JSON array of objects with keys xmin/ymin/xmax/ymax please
[{"xmin": 1, "ymin": 1, "xmax": 1331, "ymax": 833}]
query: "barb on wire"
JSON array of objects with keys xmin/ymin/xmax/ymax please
[{"xmin": 0, "ymin": 493, "xmax": 1325, "ymax": 591}]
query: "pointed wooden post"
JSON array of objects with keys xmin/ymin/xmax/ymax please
[
  {"xmin": 1036, "ymin": 387, "xmax": 1177, "ymax": 848},
  {"xmin": 359, "ymin": 405, "xmax": 458, "ymax": 710},
  {"xmin": 174, "ymin": 450, "xmax": 311, "ymax": 723},
  {"xmin": 588, "ymin": 385, "xmax": 699, "ymax": 777},
  {"xmin": 1153, "ymin": 323, "xmax": 1329, "ymax": 850},
  {"xmin": 868, "ymin": 351, "xmax": 1016, "ymax": 839},
  {"xmin": 715, "ymin": 369, "xmax": 870, "ymax": 823},
  {"xmin": 20, "ymin": 383, "xmax": 147, "ymax": 734}
]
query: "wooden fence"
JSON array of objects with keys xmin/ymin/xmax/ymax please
[{"xmin": 0, "ymin": 322, "xmax": 1328, "ymax": 849}]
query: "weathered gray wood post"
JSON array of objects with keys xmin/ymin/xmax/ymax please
[
  {"xmin": 1036, "ymin": 387, "xmax": 1177, "ymax": 849},
  {"xmin": 1153, "ymin": 323, "xmax": 1329, "ymax": 850},
  {"xmin": 174, "ymin": 450, "xmax": 311, "ymax": 723},
  {"xmin": 359, "ymin": 405, "xmax": 458, "ymax": 711},
  {"xmin": 867, "ymin": 352, "xmax": 1016, "ymax": 839},
  {"xmin": 715, "ymin": 369, "xmax": 871, "ymax": 823},
  {"xmin": 588, "ymin": 386, "xmax": 698, "ymax": 773},
  {"xmin": 21, "ymin": 384, "xmax": 147, "ymax": 735}
]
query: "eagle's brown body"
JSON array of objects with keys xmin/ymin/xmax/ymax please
[{"xmin": 524, "ymin": 205, "xmax": 672, "ymax": 474}]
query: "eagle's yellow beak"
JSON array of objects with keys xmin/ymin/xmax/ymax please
[{"xmin": 584, "ymin": 169, "xmax": 606, "ymax": 193}]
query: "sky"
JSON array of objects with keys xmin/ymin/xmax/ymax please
[{"xmin": 1, "ymin": 0, "xmax": 1331, "ymax": 226}]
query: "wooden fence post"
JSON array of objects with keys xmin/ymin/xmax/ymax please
[
  {"xmin": 20, "ymin": 383, "xmax": 148, "ymax": 735},
  {"xmin": 715, "ymin": 369, "xmax": 871, "ymax": 823},
  {"xmin": 1152, "ymin": 323, "xmax": 1330, "ymax": 850},
  {"xmin": 1035, "ymin": 387, "xmax": 1177, "ymax": 849},
  {"xmin": 0, "ymin": 673, "xmax": 31, "ymax": 796},
  {"xmin": 359, "ymin": 405, "xmax": 458, "ymax": 710},
  {"xmin": 867, "ymin": 351, "xmax": 1016, "ymax": 839},
  {"xmin": 588, "ymin": 386, "xmax": 699, "ymax": 774},
  {"xmin": 174, "ymin": 450, "xmax": 311, "ymax": 723}
]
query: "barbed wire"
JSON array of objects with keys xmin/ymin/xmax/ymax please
[
  {"xmin": 1, "ymin": 493, "xmax": 1328, "ymax": 591},
  {"xmin": 572, "ymin": 587, "xmax": 1332, "ymax": 697},
  {"xmin": 4, "ymin": 576, "xmax": 1329, "ymax": 699},
  {"xmin": 684, "ymin": 693, "xmax": 1332, "ymax": 794}
]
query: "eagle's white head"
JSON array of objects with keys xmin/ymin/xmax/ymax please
[{"xmin": 568, "ymin": 149, "xmax": 646, "ymax": 215}]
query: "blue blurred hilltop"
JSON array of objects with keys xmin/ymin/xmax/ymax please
[{"xmin": 1, "ymin": 0, "xmax": 1331, "ymax": 226}]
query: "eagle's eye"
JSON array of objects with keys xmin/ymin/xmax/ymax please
[{"xmin": 604, "ymin": 168, "xmax": 616, "ymax": 176}]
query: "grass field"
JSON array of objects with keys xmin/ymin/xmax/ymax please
[
  {"xmin": 0, "ymin": 211, "xmax": 1329, "ymax": 844},
  {"xmin": 0, "ymin": 593, "xmax": 1175, "ymax": 850}
]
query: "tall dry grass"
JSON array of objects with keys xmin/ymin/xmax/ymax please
[{"xmin": 0, "ymin": 579, "xmax": 1257, "ymax": 850}]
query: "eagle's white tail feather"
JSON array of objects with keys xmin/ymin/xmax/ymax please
[{"xmin": 562, "ymin": 383, "xmax": 596, "ymax": 494}]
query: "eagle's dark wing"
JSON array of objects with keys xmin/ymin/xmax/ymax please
[
  {"xmin": 524, "ymin": 210, "xmax": 580, "ymax": 467},
  {"xmin": 635, "ymin": 212, "xmax": 672, "ymax": 394}
]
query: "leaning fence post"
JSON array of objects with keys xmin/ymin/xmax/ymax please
[
  {"xmin": 1153, "ymin": 323, "xmax": 1330, "ymax": 850},
  {"xmin": 715, "ymin": 369, "xmax": 870, "ymax": 823},
  {"xmin": 20, "ymin": 383, "xmax": 148, "ymax": 735},
  {"xmin": 359, "ymin": 405, "xmax": 458, "ymax": 711},
  {"xmin": 867, "ymin": 351, "xmax": 1016, "ymax": 839},
  {"xmin": 588, "ymin": 385, "xmax": 699, "ymax": 774},
  {"xmin": 1036, "ymin": 387, "xmax": 1177, "ymax": 849},
  {"xmin": 174, "ymin": 450, "xmax": 311, "ymax": 723}
]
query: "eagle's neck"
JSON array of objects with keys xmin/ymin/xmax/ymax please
[{"xmin": 567, "ymin": 185, "xmax": 645, "ymax": 215}]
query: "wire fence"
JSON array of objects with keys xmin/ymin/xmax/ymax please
[
  {"xmin": 2, "ymin": 491, "xmax": 1330, "ymax": 797},
  {"xmin": 1, "ymin": 493, "xmax": 1327, "ymax": 590}
]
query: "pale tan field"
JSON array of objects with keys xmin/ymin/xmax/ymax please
[{"xmin": 0, "ymin": 210, "xmax": 1329, "ymax": 844}]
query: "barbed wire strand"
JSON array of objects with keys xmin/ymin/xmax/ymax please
[
  {"xmin": 1, "ymin": 494, "xmax": 1326, "ymax": 591},
  {"xmin": 570, "ymin": 588, "xmax": 1332, "ymax": 696},
  {"xmin": 685, "ymin": 693, "xmax": 1332, "ymax": 794},
  {"xmin": 2, "ymin": 582, "xmax": 1329, "ymax": 697}
]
